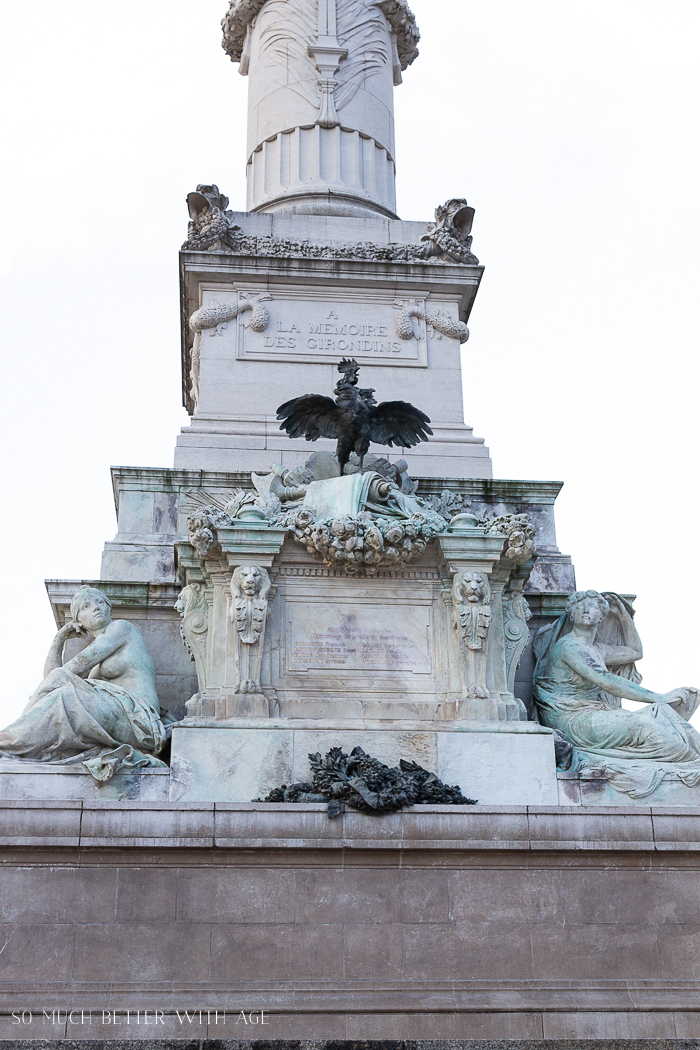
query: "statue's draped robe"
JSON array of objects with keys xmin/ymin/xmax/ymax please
[
  {"xmin": 0, "ymin": 667, "xmax": 168, "ymax": 782},
  {"xmin": 535, "ymin": 626, "xmax": 700, "ymax": 798},
  {"xmin": 301, "ymin": 471, "xmax": 443, "ymax": 524}
]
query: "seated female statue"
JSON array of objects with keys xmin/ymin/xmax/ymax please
[
  {"xmin": 0, "ymin": 586, "xmax": 168, "ymax": 781},
  {"xmin": 534, "ymin": 589, "xmax": 700, "ymax": 798}
]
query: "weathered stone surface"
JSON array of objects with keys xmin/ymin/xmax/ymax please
[
  {"xmin": 0, "ymin": 799, "xmax": 82, "ymax": 847},
  {"xmin": 527, "ymin": 804, "xmax": 656, "ymax": 850},
  {"xmin": 287, "ymin": 601, "xmax": 432, "ymax": 674},
  {"xmin": 79, "ymin": 801, "xmax": 215, "ymax": 848},
  {"xmin": 169, "ymin": 720, "xmax": 557, "ymax": 804},
  {"xmin": 169, "ymin": 726, "xmax": 293, "ymax": 803},
  {"xmin": 560, "ymin": 768, "xmax": 700, "ymax": 808},
  {"xmin": 0, "ymin": 765, "xmax": 169, "ymax": 802},
  {"xmin": 437, "ymin": 728, "xmax": 557, "ymax": 804},
  {"xmin": 3, "ymin": 802, "xmax": 700, "ymax": 1036}
]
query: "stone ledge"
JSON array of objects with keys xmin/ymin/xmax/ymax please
[
  {"xmin": 0, "ymin": 801, "xmax": 699, "ymax": 852},
  {"xmin": 0, "ymin": 1033, "xmax": 699, "ymax": 1047}
]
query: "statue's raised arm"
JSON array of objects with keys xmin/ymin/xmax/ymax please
[{"xmin": 534, "ymin": 589, "xmax": 700, "ymax": 798}]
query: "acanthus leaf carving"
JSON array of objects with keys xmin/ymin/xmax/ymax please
[
  {"xmin": 221, "ymin": 0, "xmax": 420, "ymax": 77},
  {"xmin": 425, "ymin": 490, "xmax": 471, "ymax": 519}
]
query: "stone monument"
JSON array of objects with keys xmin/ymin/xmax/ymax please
[{"xmin": 1, "ymin": 1, "xmax": 700, "ymax": 1041}]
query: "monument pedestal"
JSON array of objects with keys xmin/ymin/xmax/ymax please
[
  {"xmin": 1, "ymin": 798, "xmax": 700, "ymax": 1040},
  {"xmin": 168, "ymin": 718, "xmax": 558, "ymax": 805}
]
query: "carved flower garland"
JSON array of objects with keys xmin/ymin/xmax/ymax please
[{"xmin": 288, "ymin": 509, "xmax": 446, "ymax": 576}]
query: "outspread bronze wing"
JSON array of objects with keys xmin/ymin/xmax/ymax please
[
  {"xmin": 276, "ymin": 394, "xmax": 341, "ymax": 441},
  {"xmin": 369, "ymin": 400, "xmax": 433, "ymax": 448}
]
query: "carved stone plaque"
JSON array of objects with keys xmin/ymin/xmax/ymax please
[
  {"xmin": 287, "ymin": 602, "xmax": 432, "ymax": 674},
  {"xmin": 236, "ymin": 288, "xmax": 429, "ymax": 367}
]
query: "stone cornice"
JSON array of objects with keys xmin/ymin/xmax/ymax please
[
  {"xmin": 0, "ymin": 798, "xmax": 692, "ymax": 852},
  {"xmin": 109, "ymin": 466, "xmax": 565, "ymax": 512}
]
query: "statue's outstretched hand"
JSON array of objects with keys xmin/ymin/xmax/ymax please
[{"xmin": 662, "ymin": 687, "xmax": 700, "ymax": 721}]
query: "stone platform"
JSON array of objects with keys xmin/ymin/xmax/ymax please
[
  {"xmin": 0, "ymin": 763, "xmax": 169, "ymax": 801},
  {"xmin": 2, "ymin": 801, "xmax": 700, "ymax": 1040},
  {"xmin": 169, "ymin": 719, "xmax": 558, "ymax": 805},
  {"xmin": 558, "ymin": 770, "xmax": 700, "ymax": 808}
]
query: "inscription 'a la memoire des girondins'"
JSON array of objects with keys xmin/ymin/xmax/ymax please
[{"xmin": 236, "ymin": 298, "xmax": 430, "ymax": 366}]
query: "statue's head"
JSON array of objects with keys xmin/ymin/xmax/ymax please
[
  {"xmin": 176, "ymin": 583, "xmax": 205, "ymax": 616},
  {"xmin": 231, "ymin": 565, "xmax": 270, "ymax": 600},
  {"xmin": 70, "ymin": 586, "xmax": 112, "ymax": 632},
  {"xmin": 337, "ymin": 358, "xmax": 360, "ymax": 384},
  {"xmin": 566, "ymin": 590, "xmax": 609, "ymax": 629}
]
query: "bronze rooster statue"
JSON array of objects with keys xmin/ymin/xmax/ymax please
[{"xmin": 276, "ymin": 359, "xmax": 432, "ymax": 475}]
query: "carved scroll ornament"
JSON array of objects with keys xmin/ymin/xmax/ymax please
[
  {"xmin": 502, "ymin": 576, "xmax": 532, "ymax": 696},
  {"xmin": 189, "ymin": 292, "xmax": 271, "ymax": 337},
  {"xmin": 175, "ymin": 584, "xmax": 209, "ymax": 693}
]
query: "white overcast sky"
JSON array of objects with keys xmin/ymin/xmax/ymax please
[{"xmin": 1, "ymin": 0, "xmax": 698, "ymax": 723}]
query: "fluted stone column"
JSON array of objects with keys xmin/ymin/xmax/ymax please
[{"xmin": 222, "ymin": 0, "xmax": 420, "ymax": 217}]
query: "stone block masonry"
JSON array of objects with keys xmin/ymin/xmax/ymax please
[{"xmin": 2, "ymin": 801, "xmax": 700, "ymax": 1040}]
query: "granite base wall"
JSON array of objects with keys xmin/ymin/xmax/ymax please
[{"xmin": 2, "ymin": 803, "xmax": 700, "ymax": 1041}]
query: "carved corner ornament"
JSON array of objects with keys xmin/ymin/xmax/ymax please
[
  {"xmin": 182, "ymin": 184, "xmax": 241, "ymax": 252},
  {"xmin": 175, "ymin": 584, "xmax": 209, "ymax": 700},
  {"xmin": 482, "ymin": 514, "xmax": 537, "ymax": 566},
  {"xmin": 422, "ymin": 199, "xmax": 480, "ymax": 266}
]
